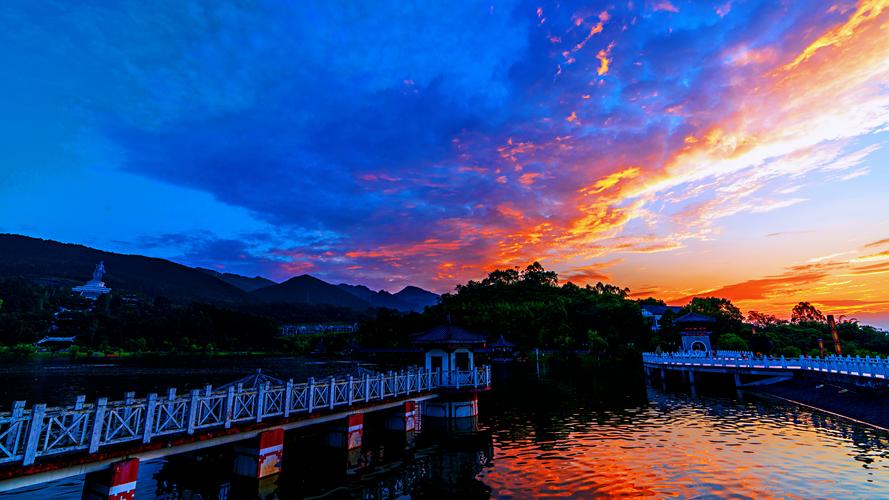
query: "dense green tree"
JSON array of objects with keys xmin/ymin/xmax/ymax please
[
  {"xmin": 747, "ymin": 310, "xmax": 782, "ymax": 329},
  {"xmin": 791, "ymin": 302, "xmax": 825, "ymax": 323},
  {"xmin": 716, "ymin": 332, "xmax": 748, "ymax": 351}
]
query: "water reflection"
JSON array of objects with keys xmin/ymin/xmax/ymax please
[{"xmin": 1, "ymin": 361, "xmax": 887, "ymax": 498}]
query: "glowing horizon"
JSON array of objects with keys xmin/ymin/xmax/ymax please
[{"xmin": 1, "ymin": 1, "xmax": 888, "ymax": 327}]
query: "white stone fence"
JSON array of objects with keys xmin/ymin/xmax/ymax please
[
  {"xmin": 0, "ymin": 366, "xmax": 491, "ymax": 467},
  {"xmin": 643, "ymin": 352, "xmax": 889, "ymax": 380}
]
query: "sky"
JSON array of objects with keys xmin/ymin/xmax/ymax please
[{"xmin": 1, "ymin": 1, "xmax": 888, "ymax": 327}]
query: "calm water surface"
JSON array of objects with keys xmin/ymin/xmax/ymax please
[{"xmin": 1, "ymin": 359, "xmax": 886, "ymax": 498}]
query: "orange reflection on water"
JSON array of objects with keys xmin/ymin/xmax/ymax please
[{"xmin": 477, "ymin": 392, "xmax": 888, "ymax": 498}]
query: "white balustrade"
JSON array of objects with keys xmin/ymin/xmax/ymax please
[
  {"xmin": 643, "ymin": 352, "xmax": 889, "ymax": 380},
  {"xmin": 0, "ymin": 365, "xmax": 490, "ymax": 467}
]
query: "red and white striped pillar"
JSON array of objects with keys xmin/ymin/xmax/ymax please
[
  {"xmin": 82, "ymin": 457, "xmax": 139, "ymax": 500},
  {"xmin": 326, "ymin": 412, "xmax": 363, "ymax": 449},
  {"xmin": 233, "ymin": 428, "xmax": 284, "ymax": 479},
  {"xmin": 385, "ymin": 401, "xmax": 418, "ymax": 432}
]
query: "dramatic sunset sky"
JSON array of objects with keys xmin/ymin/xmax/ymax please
[{"xmin": 2, "ymin": 1, "xmax": 888, "ymax": 326}]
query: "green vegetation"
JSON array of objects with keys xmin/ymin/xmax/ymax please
[
  {"xmin": 2, "ymin": 262, "xmax": 888, "ymax": 360},
  {"xmin": 651, "ymin": 297, "xmax": 889, "ymax": 357},
  {"xmin": 360, "ymin": 262, "xmax": 649, "ymax": 359}
]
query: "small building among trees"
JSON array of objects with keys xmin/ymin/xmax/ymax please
[{"xmin": 675, "ymin": 312, "xmax": 716, "ymax": 352}]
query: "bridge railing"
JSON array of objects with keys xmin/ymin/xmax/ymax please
[
  {"xmin": 436, "ymin": 366, "xmax": 491, "ymax": 389},
  {"xmin": 0, "ymin": 365, "xmax": 491, "ymax": 467},
  {"xmin": 643, "ymin": 352, "xmax": 889, "ymax": 379}
]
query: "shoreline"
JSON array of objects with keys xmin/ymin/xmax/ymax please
[{"xmin": 751, "ymin": 377, "xmax": 889, "ymax": 432}]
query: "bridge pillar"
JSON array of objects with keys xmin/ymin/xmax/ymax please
[
  {"xmin": 327, "ymin": 413, "xmax": 364, "ymax": 450},
  {"xmin": 424, "ymin": 394, "xmax": 478, "ymax": 419},
  {"xmin": 734, "ymin": 373, "xmax": 742, "ymax": 387},
  {"xmin": 233, "ymin": 428, "xmax": 284, "ymax": 479},
  {"xmin": 687, "ymin": 370, "xmax": 695, "ymax": 385},
  {"xmin": 385, "ymin": 401, "xmax": 417, "ymax": 432},
  {"xmin": 385, "ymin": 401, "xmax": 419, "ymax": 450},
  {"xmin": 325, "ymin": 413, "xmax": 365, "ymax": 472},
  {"xmin": 82, "ymin": 457, "xmax": 139, "ymax": 500}
]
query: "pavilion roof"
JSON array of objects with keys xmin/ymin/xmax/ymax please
[
  {"xmin": 641, "ymin": 304, "xmax": 683, "ymax": 315},
  {"xmin": 490, "ymin": 335, "xmax": 516, "ymax": 348},
  {"xmin": 675, "ymin": 312, "xmax": 716, "ymax": 323},
  {"xmin": 410, "ymin": 324, "xmax": 486, "ymax": 345}
]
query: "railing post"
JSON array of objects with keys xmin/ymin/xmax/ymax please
[
  {"xmin": 88, "ymin": 398, "xmax": 107, "ymax": 454},
  {"xmin": 120, "ymin": 391, "xmax": 134, "ymax": 425},
  {"xmin": 364, "ymin": 374, "xmax": 370, "ymax": 402},
  {"xmin": 308, "ymin": 377, "xmax": 315, "ymax": 413},
  {"xmin": 187, "ymin": 389, "xmax": 200, "ymax": 435},
  {"xmin": 329, "ymin": 376, "xmax": 336, "ymax": 410},
  {"xmin": 378, "ymin": 373, "xmax": 384, "ymax": 399},
  {"xmin": 256, "ymin": 382, "xmax": 266, "ymax": 423},
  {"xmin": 348, "ymin": 375, "xmax": 354, "ymax": 406},
  {"xmin": 22, "ymin": 404, "xmax": 46, "ymax": 466},
  {"xmin": 284, "ymin": 379, "xmax": 293, "ymax": 418},
  {"xmin": 473, "ymin": 368, "xmax": 478, "ymax": 388},
  {"xmin": 7, "ymin": 401, "xmax": 25, "ymax": 455},
  {"xmin": 224, "ymin": 387, "xmax": 235, "ymax": 429},
  {"xmin": 143, "ymin": 393, "xmax": 157, "ymax": 443}
]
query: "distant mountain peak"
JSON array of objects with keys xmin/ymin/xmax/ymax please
[{"xmin": 196, "ymin": 267, "xmax": 276, "ymax": 292}]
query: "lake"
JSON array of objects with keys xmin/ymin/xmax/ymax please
[{"xmin": 0, "ymin": 358, "xmax": 886, "ymax": 498}]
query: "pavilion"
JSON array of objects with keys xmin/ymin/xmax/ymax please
[
  {"xmin": 410, "ymin": 324, "xmax": 486, "ymax": 375},
  {"xmin": 675, "ymin": 312, "xmax": 716, "ymax": 352}
]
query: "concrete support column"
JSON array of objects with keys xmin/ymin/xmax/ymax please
[
  {"xmin": 688, "ymin": 371, "xmax": 696, "ymax": 385},
  {"xmin": 327, "ymin": 413, "xmax": 364, "ymax": 450},
  {"xmin": 326, "ymin": 413, "xmax": 365, "ymax": 472},
  {"xmin": 385, "ymin": 401, "xmax": 417, "ymax": 432},
  {"xmin": 734, "ymin": 373, "xmax": 742, "ymax": 387},
  {"xmin": 423, "ymin": 394, "xmax": 478, "ymax": 419},
  {"xmin": 82, "ymin": 457, "xmax": 139, "ymax": 500},
  {"xmin": 233, "ymin": 428, "xmax": 284, "ymax": 479}
]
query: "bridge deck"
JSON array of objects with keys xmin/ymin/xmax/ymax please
[
  {"xmin": 643, "ymin": 352, "xmax": 889, "ymax": 381},
  {"xmin": 0, "ymin": 366, "xmax": 491, "ymax": 492}
]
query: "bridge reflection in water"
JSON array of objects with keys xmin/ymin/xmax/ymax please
[
  {"xmin": 146, "ymin": 415, "xmax": 493, "ymax": 499},
  {"xmin": 0, "ymin": 366, "xmax": 491, "ymax": 498}
]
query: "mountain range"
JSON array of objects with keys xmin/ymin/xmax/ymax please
[{"xmin": 0, "ymin": 234, "xmax": 438, "ymax": 312}]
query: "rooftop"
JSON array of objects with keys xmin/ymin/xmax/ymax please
[
  {"xmin": 675, "ymin": 312, "xmax": 716, "ymax": 323},
  {"xmin": 641, "ymin": 304, "xmax": 683, "ymax": 315},
  {"xmin": 490, "ymin": 335, "xmax": 516, "ymax": 348},
  {"xmin": 411, "ymin": 324, "xmax": 486, "ymax": 345}
]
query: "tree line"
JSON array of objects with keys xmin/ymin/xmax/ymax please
[
  {"xmin": 2, "ymin": 265, "xmax": 887, "ymax": 359},
  {"xmin": 646, "ymin": 297, "xmax": 889, "ymax": 357}
]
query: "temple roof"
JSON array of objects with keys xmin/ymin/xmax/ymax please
[
  {"xmin": 490, "ymin": 335, "xmax": 516, "ymax": 348},
  {"xmin": 641, "ymin": 304, "xmax": 683, "ymax": 315},
  {"xmin": 675, "ymin": 312, "xmax": 716, "ymax": 323},
  {"xmin": 411, "ymin": 324, "xmax": 486, "ymax": 345}
]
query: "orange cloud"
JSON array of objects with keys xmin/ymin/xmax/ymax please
[
  {"xmin": 562, "ymin": 267, "xmax": 611, "ymax": 284},
  {"xmin": 671, "ymin": 271, "xmax": 829, "ymax": 303},
  {"xmin": 863, "ymin": 237, "xmax": 889, "ymax": 248},
  {"xmin": 596, "ymin": 42, "xmax": 615, "ymax": 76},
  {"xmin": 652, "ymin": 1, "xmax": 679, "ymax": 13},
  {"xmin": 581, "ymin": 166, "xmax": 641, "ymax": 194},
  {"xmin": 518, "ymin": 172, "xmax": 543, "ymax": 185},
  {"xmin": 782, "ymin": 0, "xmax": 889, "ymax": 71}
]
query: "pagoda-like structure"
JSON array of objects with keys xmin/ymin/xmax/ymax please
[
  {"xmin": 72, "ymin": 261, "xmax": 111, "ymax": 300},
  {"xmin": 675, "ymin": 312, "xmax": 715, "ymax": 352},
  {"xmin": 411, "ymin": 323, "xmax": 488, "ymax": 420}
]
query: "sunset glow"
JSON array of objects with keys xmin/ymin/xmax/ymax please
[{"xmin": 2, "ymin": 1, "xmax": 888, "ymax": 326}]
